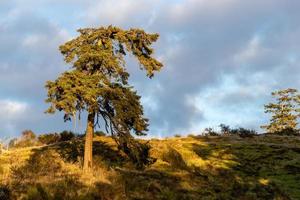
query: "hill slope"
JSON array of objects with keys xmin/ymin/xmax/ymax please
[{"xmin": 1, "ymin": 135, "xmax": 300, "ymax": 199}]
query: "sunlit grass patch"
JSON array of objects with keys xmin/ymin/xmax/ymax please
[{"xmin": 1, "ymin": 135, "xmax": 299, "ymax": 199}]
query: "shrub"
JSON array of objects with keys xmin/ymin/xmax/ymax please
[
  {"xmin": 217, "ymin": 124, "xmax": 258, "ymax": 138},
  {"xmin": 118, "ymin": 141, "xmax": 156, "ymax": 170},
  {"xmin": 219, "ymin": 124, "xmax": 231, "ymax": 135},
  {"xmin": 203, "ymin": 128, "xmax": 219, "ymax": 136},
  {"xmin": 22, "ymin": 130, "xmax": 36, "ymax": 140},
  {"xmin": 174, "ymin": 134, "xmax": 181, "ymax": 138},
  {"xmin": 223, "ymin": 127, "xmax": 257, "ymax": 138},
  {"xmin": 8, "ymin": 138, "xmax": 17, "ymax": 149},
  {"xmin": 38, "ymin": 133, "xmax": 60, "ymax": 145},
  {"xmin": 187, "ymin": 134, "xmax": 195, "ymax": 138},
  {"xmin": 59, "ymin": 131, "xmax": 75, "ymax": 142},
  {"xmin": 9, "ymin": 130, "xmax": 39, "ymax": 148},
  {"xmin": 273, "ymin": 127, "xmax": 300, "ymax": 136},
  {"xmin": 38, "ymin": 131, "xmax": 76, "ymax": 145}
]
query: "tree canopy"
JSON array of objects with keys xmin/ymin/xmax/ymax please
[
  {"xmin": 262, "ymin": 88, "xmax": 300, "ymax": 134},
  {"xmin": 45, "ymin": 26, "xmax": 163, "ymax": 171},
  {"xmin": 45, "ymin": 70, "xmax": 148, "ymax": 137}
]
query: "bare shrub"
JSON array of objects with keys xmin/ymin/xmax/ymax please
[{"xmin": 10, "ymin": 130, "xmax": 39, "ymax": 148}]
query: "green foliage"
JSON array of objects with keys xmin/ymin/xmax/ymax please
[
  {"xmin": 227, "ymin": 126, "xmax": 257, "ymax": 138},
  {"xmin": 219, "ymin": 124, "xmax": 231, "ymax": 135},
  {"xmin": 38, "ymin": 133, "xmax": 60, "ymax": 145},
  {"xmin": 36, "ymin": 131, "xmax": 76, "ymax": 145},
  {"xmin": 59, "ymin": 26, "xmax": 163, "ymax": 79},
  {"xmin": 45, "ymin": 70, "xmax": 149, "ymax": 138},
  {"xmin": 202, "ymin": 125, "xmax": 257, "ymax": 138},
  {"xmin": 117, "ymin": 140, "xmax": 156, "ymax": 169},
  {"xmin": 262, "ymin": 88, "xmax": 300, "ymax": 134},
  {"xmin": 203, "ymin": 127, "xmax": 219, "ymax": 136},
  {"xmin": 272, "ymin": 127, "xmax": 300, "ymax": 136},
  {"xmin": 45, "ymin": 26, "xmax": 163, "ymax": 168},
  {"xmin": 45, "ymin": 26, "xmax": 163, "ymax": 137},
  {"xmin": 59, "ymin": 131, "xmax": 75, "ymax": 142}
]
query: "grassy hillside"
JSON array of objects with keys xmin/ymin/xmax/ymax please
[{"xmin": 1, "ymin": 135, "xmax": 300, "ymax": 199}]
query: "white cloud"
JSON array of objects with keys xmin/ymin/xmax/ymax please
[
  {"xmin": 234, "ymin": 35, "xmax": 262, "ymax": 63},
  {"xmin": 1, "ymin": 0, "xmax": 300, "ymax": 137},
  {"xmin": 187, "ymin": 74, "xmax": 277, "ymax": 133},
  {"xmin": 0, "ymin": 100, "xmax": 28, "ymax": 119},
  {"xmin": 84, "ymin": 0, "xmax": 159, "ymax": 28}
]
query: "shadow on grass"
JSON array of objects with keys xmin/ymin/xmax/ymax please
[
  {"xmin": 117, "ymin": 144, "xmax": 292, "ymax": 200},
  {"xmin": 6, "ymin": 136, "xmax": 299, "ymax": 199},
  {"xmin": 46, "ymin": 139, "xmax": 128, "ymax": 167},
  {"xmin": 8, "ymin": 144, "xmax": 126, "ymax": 200},
  {"xmin": 190, "ymin": 140, "xmax": 294, "ymax": 199}
]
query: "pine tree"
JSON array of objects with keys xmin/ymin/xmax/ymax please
[
  {"xmin": 262, "ymin": 88, "xmax": 300, "ymax": 134},
  {"xmin": 45, "ymin": 26, "xmax": 163, "ymax": 172}
]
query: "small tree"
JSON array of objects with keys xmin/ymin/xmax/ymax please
[
  {"xmin": 219, "ymin": 124, "xmax": 230, "ymax": 135},
  {"xmin": 45, "ymin": 26, "xmax": 163, "ymax": 172},
  {"xmin": 22, "ymin": 130, "xmax": 36, "ymax": 140},
  {"xmin": 262, "ymin": 88, "xmax": 300, "ymax": 134},
  {"xmin": 12, "ymin": 130, "xmax": 38, "ymax": 148}
]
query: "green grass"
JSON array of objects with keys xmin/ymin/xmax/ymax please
[{"xmin": 1, "ymin": 135, "xmax": 299, "ymax": 199}]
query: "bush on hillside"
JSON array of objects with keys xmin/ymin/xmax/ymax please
[
  {"xmin": 272, "ymin": 127, "xmax": 300, "ymax": 136},
  {"xmin": 38, "ymin": 131, "xmax": 76, "ymax": 145},
  {"xmin": 219, "ymin": 124, "xmax": 231, "ymax": 135},
  {"xmin": 59, "ymin": 131, "xmax": 75, "ymax": 141},
  {"xmin": 203, "ymin": 128, "xmax": 219, "ymax": 136},
  {"xmin": 38, "ymin": 133, "xmax": 60, "ymax": 145},
  {"xmin": 218, "ymin": 124, "xmax": 257, "ymax": 138},
  {"xmin": 8, "ymin": 138, "xmax": 18, "ymax": 149},
  {"xmin": 9, "ymin": 130, "xmax": 39, "ymax": 148},
  {"xmin": 118, "ymin": 141, "xmax": 156, "ymax": 170},
  {"xmin": 201, "ymin": 125, "xmax": 258, "ymax": 138},
  {"xmin": 22, "ymin": 130, "xmax": 36, "ymax": 140},
  {"xmin": 231, "ymin": 127, "xmax": 257, "ymax": 138}
]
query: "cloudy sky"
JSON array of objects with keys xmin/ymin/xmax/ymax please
[{"xmin": 1, "ymin": 0, "xmax": 300, "ymax": 138}]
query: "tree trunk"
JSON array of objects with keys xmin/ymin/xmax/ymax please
[{"xmin": 83, "ymin": 112, "xmax": 95, "ymax": 173}]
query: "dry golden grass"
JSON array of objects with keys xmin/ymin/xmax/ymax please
[{"xmin": 0, "ymin": 134, "xmax": 299, "ymax": 199}]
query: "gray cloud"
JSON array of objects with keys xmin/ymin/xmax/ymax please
[
  {"xmin": 1, "ymin": 0, "xmax": 300, "ymax": 138},
  {"xmin": 0, "ymin": 7, "xmax": 73, "ymax": 137}
]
